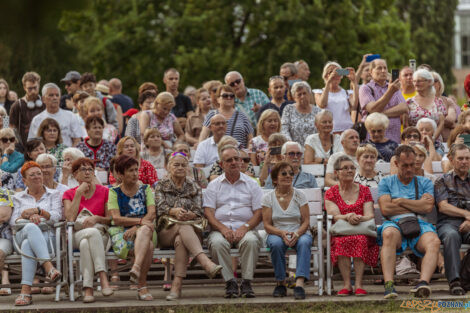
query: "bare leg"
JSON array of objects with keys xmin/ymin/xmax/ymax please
[
  {"xmin": 415, "ymin": 232, "xmax": 440, "ymax": 283},
  {"xmin": 133, "ymin": 226, "xmax": 153, "ymax": 268},
  {"xmin": 337, "ymin": 256, "xmax": 352, "ymax": 290},
  {"xmin": 381, "ymin": 228, "xmax": 402, "ymax": 282},
  {"xmin": 353, "ymin": 257, "xmax": 365, "ymax": 289}
]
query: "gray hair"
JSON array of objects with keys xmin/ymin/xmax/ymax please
[
  {"xmin": 340, "ymin": 129, "xmax": 359, "ymax": 142},
  {"xmin": 431, "ymin": 71, "xmax": 445, "ymax": 96},
  {"xmin": 62, "ymin": 147, "xmax": 85, "ymax": 161},
  {"xmin": 291, "ymin": 81, "xmax": 312, "ymax": 97},
  {"xmin": 322, "ymin": 61, "xmax": 341, "ymax": 81},
  {"xmin": 36, "ymin": 153, "xmax": 58, "ymax": 166},
  {"xmin": 315, "ymin": 109, "xmax": 334, "ymax": 124},
  {"xmin": 416, "ymin": 117, "xmax": 437, "ymax": 131},
  {"xmin": 219, "ymin": 144, "xmax": 240, "ymax": 160},
  {"xmin": 41, "ymin": 82, "xmax": 61, "ymax": 97},
  {"xmin": 280, "ymin": 62, "xmax": 297, "ymax": 75},
  {"xmin": 281, "ymin": 141, "xmax": 303, "ymax": 155},
  {"xmin": 224, "ymin": 71, "xmax": 243, "ymax": 84},
  {"xmin": 365, "ymin": 112, "xmax": 389, "ymax": 130},
  {"xmin": 413, "ymin": 69, "xmax": 436, "ymax": 96},
  {"xmin": 333, "ymin": 155, "xmax": 353, "ymax": 171}
]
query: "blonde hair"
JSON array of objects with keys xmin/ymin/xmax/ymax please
[
  {"xmin": 257, "ymin": 109, "xmax": 281, "ymax": 136},
  {"xmin": 365, "ymin": 112, "xmax": 389, "ymax": 130},
  {"xmin": 217, "ymin": 135, "xmax": 237, "ymax": 154},
  {"xmin": 412, "ymin": 144, "xmax": 427, "ymax": 156},
  {"xmin": 356, "ymin": 143, "xmax": 378, "ymax": 160},
  {"xmin": 322, "ymin": 61, "xmax": 341, "ymax": 81},
  {"xmin": 116, "ymin": 136, "xmax": 140, "ymax": 160},
  {"xmin": 154, "ymin": 92, "xmax": 175, "ymax": 111},
  {"xmin": 0, "ymin": 128, "xmax": 14, "ymax": 139},
  {"xmin": 82, "ymin": 96, "xmax": 102, "ymax": 115},
  {"xmin": 143, "ymin": 128, "xmax": 162, "ymax": 148}
]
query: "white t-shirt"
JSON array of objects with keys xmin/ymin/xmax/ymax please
[
  {"xmin": 326, "ymin": 151, "xmax": 358, "ymax": 174},
  {"xmin": 193, "ymin": 137, "xmax": 219, "ymax": 167},
  {"xmin": 304, "ymin": 133, "xmax": 343, "ymax": 159},
  {"xmin": 28, "ymin": 109, "xmax": 87, "ymax": 147},
  {"xmin": 313, "ymin": 88, "xmax": 353, "ymax": 132}
]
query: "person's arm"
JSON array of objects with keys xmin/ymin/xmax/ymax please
[
  {"xmin": 324, "ymin": 173, "xmax": 338, "ymax": 187},
  {"xmin": 325, "ymin": 199, "xmax": 351, "ymax": 221},
  {"xmin": 173, "ymin": 119, "xmax": 185, "ymax": 141},
  {"xmin": 0, "ymin": 206, "xmax": 12, "ymax": 224},
  {"xmin": 137, "ymin": 112, "xmax": 150, "ymax": 140},
  {"xmin": 0, "ymin": 152, "xmax": 24, "ymax": 173},
  {"xmin": 392, "ymin": 194, "xmax": 435, "ymax": 214},
  {"xmin": 198, "ymin": 126, "xmax": 210, "ymax": 142},
  {"xmin": 303, "ymin": 144, "xmax": 316, "ymax": 164},
  {"xmin": 346, "ymin": 67, "xmax": 359, "ymax": 113},
  {"xmin": 360, "ymin": 201, "xmax": 375, "ymax": 221},
  {"xmin": 442, "ymin": 159, "xmax": 453, "ymax": 173},
  {"xmin": 109, "ymin": 209, "xmax": 142, "ymax": 227},
  {"xmin": 296, "ymin": 203, "xmax": 310, "ymax": 236},
  {"xmin": 364, "ymin": 80, "xmax": 400, "ymax": 113},
  {"xmin": 444, "ymin": 100, "xmax": 457, "ymax": 128},
  {"xmin": 115, "ymin": 105, "xmax": 124, "ymax": 134},
  {"xmin": 390, "ymin": 156, "xmax": 398, "ymax": 175},
  {"xmin": 355, "ymin": 54, "xmax": 372, "ymax": 84},
  {"xmin": 204, "ymin": 207, "xmax": 230, "ymax": 233},
  {"xmin": 185, "ymin": 128, "xmax": 199, "ymax": 146},
  {"xmin": 434, "ymin": 114, "xmax": 445, "ymax": 141},
  {"xmin": 383, "ymin": 102, "xmax": 408, "ymax": 118},
  {"xmin": 378, "ymin": 194, "xmax": 412, "ymax": 217},
  {"xmin": 261, "ymin": 205, "xmax": 284, "ymax": 236},
  {"xmin": 437, "ymin": 200, "xmax": 470, "ymax": 219},
  {"xmin": 63, "ymin": 184, "xmax": 89, "ymax": 222},
  {"xmin": 280, "ymin": 110, "xmax": 292, "ymax": 141}
]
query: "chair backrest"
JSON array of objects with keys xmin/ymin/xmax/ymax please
[
  {"xmin": 375, "ymin": 162, "xmax": 390, "ymax": 175},
  {"xmin": 253, "ymin": 166, "xmax": 260, "ymax": 177},
  {"xmin": 298, "ymin": 188, "xmax": 323, "ymax": 217},
  {"xmin": 301, "ymin": 164, "xmax": 325, "ymax": 189},
  {"xmin": 432, "ymin": 161, "xmax": 443, "ymax": 175}
]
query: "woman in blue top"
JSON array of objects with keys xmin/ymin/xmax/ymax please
[
  {"xmin": 0, "ymin": 128, "xmax": 24, "ymax": 174},
  {"xmin": 107, "ymin": 155, "xmax": 156, "ymax": 301}
]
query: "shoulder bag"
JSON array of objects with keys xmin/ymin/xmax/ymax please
[
  {"xmin": 395, "ymin": 177, "xmax": 421, "ymax": 239},
  {"xmin": 329, "ymin": 218, "xmax": 377, "ymax": 237},
  {"xmin": 352, "ymin": 89, "xmax": 367, "ymax": 142}
]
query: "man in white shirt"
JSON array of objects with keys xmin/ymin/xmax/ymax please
[
  {"xmin": 193, "ymin": 114, "xmax": 227, "ymax": 168},
  {"xmin": 325, "ymin": 129, "xmax": 360, "ymax": 187},
  {"xmin": 204, "ymin": 145, "xmax": 263, "ymax": 298},
  {"xmin": 28, "ymin": 83, "xmax": 85, "ymax": 147}
]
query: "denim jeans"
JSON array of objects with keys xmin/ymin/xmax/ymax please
[
  {"xmin": 266, "ymin": 233, "xmax": 312, "ymax": 281},
  {"xmin": 15, "ymin": 223, "xmax": 55, "ymax": 286}
]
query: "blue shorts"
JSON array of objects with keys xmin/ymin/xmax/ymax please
[{"xmin": 377, "ymin": 218, "xmax": 436, "ymax": 257}]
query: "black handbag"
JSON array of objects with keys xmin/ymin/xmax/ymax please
[
  {"xmin": 396, "ymin": 177, "xmax": 421, "ymax": 239},
  {"xmin": 352, "ymin": 90, "xmax": 367, "ymax": 142}
]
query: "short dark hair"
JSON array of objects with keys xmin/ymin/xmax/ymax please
[
  {"xmin": 38, "ymin": 118, "xmax": 62, "ymax": 145},
  {"xmin": 114, "ymin": 155, "xmax": 139, "ymax": 175},
  {"xmin": 216, "ymin": 85, "xmax": 234, "ymax": 98},
  {"xmin": 334, "ymin": 155, "xmax": 353, "ymax": 171},
  {"xmin": 138, "ymin": 82, "xmax": 158, "ymax": 96},
  {"xmin": 394, "ymin": 145, "xmax": 416, "ymax": 160},
  {"xmin": 24, "ymin": 139, "xmax": 44, "ymax": 161},
  {"xmin": 270, "ymin": 161, "xmax": 293, "ymax": 186},
  {"xmin": 448, "ymin": 143, "xmax": 470, "ymax": 159},
  {"xmin": 138, "ymin": 90, "xmax": 157, "ymax": 106},
  {"xmin": 401, "ymin": 126, "xmax": 421, "ymax": 142},
  {"xmin": 72, "ymin": 158, "xmax": 95, "ymax": 173},
  {"xmin": 85, "ymin": 115, "xmax": 104, "ymax": 129},
  {"xmin": 79, "ymin": 72, "xmax": 96, "ymax": 86}
]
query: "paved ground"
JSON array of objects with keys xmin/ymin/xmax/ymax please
[{"xmin": 0, "ymin": 280, "xmax": 468, "ymax": 312}]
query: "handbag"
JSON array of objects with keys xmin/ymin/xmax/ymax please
[
  {"xmin": 74, "ymin": 208, "xmax": 108, "ymax": 236},
  {"xmin": 395, "ymin": 177, "xmax": 421, "ymax": 239},
  {"xmin": 352, "ymin": 89, "xmax": 367, "ymax": 142},
  {"xmin": 329, "ymin": 218, "xmax": 377, "ymax": 238},
  {"xmin": 156, "ymin": 215, "xmax": 207, "ymax": 233}
]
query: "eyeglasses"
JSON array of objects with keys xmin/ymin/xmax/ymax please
[
  {"xmin": 339, "ymin": 166, "xmax": 356, "ymax": 171},
  {"xmin": 78, "ymin": 167, "xmax": 94, "ymax": 173},
  {"xmin": 220, "ymin": 93, "xmax": 235, "ymax": 100},
  {"xmin": 406, "ymin": 134, "xmax": 420, "ymax": 139},
  {"xmin": 1, "ymin": 137, "xmax": 15, "ymax": 144},
  {"xmin": 370, "ymin": 129, "xmax": 384, "ymax": 134},
  {"xmin": 287, "ymin": 152, "xmax": 303, "ymax": 158},
  {"xmin": 45, "ymin": 128, "xmax": 58, "ymax": 134},
  {"xmin": 228, "ymin": 79, "xmax": 242, "ymax": 87},
  {"xmin": 40, "ymin": 165, "xmax": 55, "ymax": 169},
  {"xmin": 280, "ymin": 171, "xmax": 295, "ymax": 177},
  {"xmin": 241, "ymin": 157, "xmax": 250, "ymax": 163},
  {"xmin": 223, "ymin": 156, "xmax": 240, "ymax": 163}
]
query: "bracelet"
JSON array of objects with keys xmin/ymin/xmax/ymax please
[
  {"xmin": 1, "ymin": 154, "xmax": 7, "ymax": 158},
  {"xmin": 294, "ymin": 232, "xmax": 300, "ymax": 238},
  {"xmin": 37, "ymin": 208, "xmax": 41, "ymax": 216}
]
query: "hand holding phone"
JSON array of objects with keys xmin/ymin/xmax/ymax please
[
  {"xmin": 270, "ymin": 146, "xmax": 282, "ymax": 155},
  {"xmin": 391, "ymin": 69, "xmax": 399, "ymax": 82},
  {"xmin": 336, "ymin": 68, "xmax": 350, "ymax": 76}
]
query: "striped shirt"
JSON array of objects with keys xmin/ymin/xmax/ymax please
[
  {"xmin": 235, "ymin": 88, "xmax": 270, "ymax": 127},
  {"xmin": 203, "ymin": 110, "xmax": 254, "ymax": 148},
  {"xmin": 359, "ymin": 80, "xmax": 405, "ymax": 143}
]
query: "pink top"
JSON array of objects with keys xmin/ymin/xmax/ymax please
[{"xmin": 63, "ymin": 184, "xmax": 109, "ymax": 217}]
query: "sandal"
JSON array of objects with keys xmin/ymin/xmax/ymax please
[
  {"xmin": 30, "ymin": 287, "xmax": 41, "ymax": 294},
  {"xmin": 41, "ymin": 287, "xmax": 54, "ymax": 294},
  {"xmin": 129, "ymin": 264, "xmax": 141, "ymax": 284},
  {"xmin": 163, "ymin": 283, "xmax": 171, "ymax": 291},
  {"xmin": 137, "ymin": 287, "xmax": 153, "ymax": 301},
  {"xmin": 15, "ymin": 294, "xmax": 32, "ymax": 306},
  {"xmin": 0, "ymin": 288, "xmax": 11, "ymax": 296},
  {"xmin": 46, "ymin": 268, "xmax": 62, "ymax": 283}
]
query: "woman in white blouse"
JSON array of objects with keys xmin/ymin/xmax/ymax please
[
  {"xmin": 314, "ymin": 61, "xmax": 359, "ymax": 134},
  {"xmin": 304, "ymin": 110, "xmax": 343, "ymax": 165},
  {"xmin": 10, "ymin": 161, "xmax": 62, "ymax": 306},
  {"xmin": 353, "ymin": 144, "xmax": 384, "ymax": 188}
]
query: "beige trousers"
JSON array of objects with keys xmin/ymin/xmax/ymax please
[
  {"xmin": 73, "ymin": 228, "xmax": 108, "ymax": 288},
  {"xmin": 158, "ymin": 224, "xmax": 204, "ymax": 278},
  {"xmin": 208, "ymin": 230, "xmax": 261, "ymax": 281}
]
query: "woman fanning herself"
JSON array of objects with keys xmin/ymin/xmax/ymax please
[
  {"xmin": 155, "ymin": 152, "xmax": 222, "ymax": 300},
  {"xmin": 107, "ymin": 155, "xmax": 156, "ymax": 301}
]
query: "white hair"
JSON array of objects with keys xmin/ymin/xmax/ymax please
[
  {"xmin": 413, "ymin": 69, "xmax": 435, "ymax": 96},
  {"xmin": 62, "ymin": 147, "xmax": 85, "ymax": 160},
  {"xmin": 416, "ymin": 117, "xmax": 437, "ymax": 131},
  {"xmin": 41, "ymin": 82, "xmax": 61, "ymax": 97},
  {"xmin": 365, "ymin": 112, "xmax": 389, "ymax": 130},
  {"xmin": 431, "ymin": 71, "xmax": 445, "ymax": 96},
  {"xmin": 224, "ymin": 71, "xmax": 243, "ymax": 83},
  {"xmin": 340, "ymin": 129, "xmax": 359, "ymax": 142},
  {"xmin": 322, "ymin": 61, "xmax": 341, "ymax": 81},
  {"xmin": 36, "ymin": 153, "xmax": 58, "ymax": 166},
  {"xmin": 315, "ymin": 109, "xmax": 333, "ymax": 122},
  {"xmin": 291, "ymin": 81, "xmax": 312, "ymax": 97},
  {"xmin": 281, "ymin": 141, "xmax": 303, "ymax": 155}
]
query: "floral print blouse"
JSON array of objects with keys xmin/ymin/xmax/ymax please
[
  {"xmin": 154, "ymin": 176, "xmax": 203, "ymax": 217},
  {"xmin": 407, "ymin": 96, "xmax": 447, "ymax": 127},
  {"xmin": 146, "ymin": 110, "xmax": 177, "ymax": 142},
  {"xmin": 281, "ymin": 104, "xmax": 321, "ymax": 146},
  {"xmin": 47, "ymin": 143, "xmax": 66, "ymax": 166}
]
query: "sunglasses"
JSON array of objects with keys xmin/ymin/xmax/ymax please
[
  {"xmin": 287, "ymin": 152, "xmax": 302, "ymax": 157},
  {"xmin": 339, "ymin": 166, "xmax": 356, "ymax": 171},
  {"xmin": 280, "ymin": 171, "xmax": 295, "ymax": 177},
  {"xmin": 406, "ymin": 134, "xmax": 420, "ymax": 139},
  {"xmin": 220, "ymin": 93, "xmax": 235, "ymax": 100},
  {"xmin": 241, "ymin": 157, "xmax": 250, "ymax": 163},
  {"xmin": 229, "ymin": 79, "xmax": 242, "ymax": 87},
  {"xmin": 1, "ymin": 137, "xmax": 15, "ymax": 144},
  {"xmin": 223, "ymin": 156, "xmax": 240, "ymax": 163}
]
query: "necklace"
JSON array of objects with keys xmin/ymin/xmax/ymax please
[{"xmin": 276, "ymin": 188, "xmax": 293, "ymax": 202}]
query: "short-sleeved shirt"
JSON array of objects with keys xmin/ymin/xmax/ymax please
[
  {"xmin": 107, "ymin": 184, "xmax": 154, "ymax": 218},
  {"xmin": 378, "ymin": 175, "xmax": 434, "ymax": 220},
  {"xmin": 313, "ymin": 88, "xmax": 353, "ymax": 132},
  {"xmin": 76, "ymin": 138, "xmax": 116, "ymax": 171},
  {"xmin": 264, "ymin": 171, "xmax": 318, "ymax": 189},
  {"xmin": 193, "ymin": 137, "xmax": 219, "ymax": 167},
  {"xmin": 366, "ymin": 139, "xmax": 398, "ymax": 162},
  {"xmin": 235, "ymin": 88, "xmax": 270, "ymax": 127},
  {"xmin": 256, "ymin": 101, "xmax": 293, "ymax": 120},
  {"xmin": 111, "ymin": 93, "xmax": 134, "ymax": 113},
  {"xmin": 326, "ymin": 152, "xmax": 358, "ymax": 174},
  {"xmin": 262, "ymin": 189, "xmax": 307, "ymax": 233},
  {"xmin": 406, "ymin": 96, "xmax": 447, "ymax": 128},
  {"xmin": 172, "ymin": 93, "xmax": 193, "ymax": 118},
  {"xmin": 109, "ymin": 159, "xmax": 158, "ymax": 186},
  {"xmin": 203, "ymin": 172, "xmax": 263, "ymax": 231},
  {"xmin": 62, "ymin": 184, "xmax": 109, "ymax": 217},
  {"xmin": 146, "ymin": 110, "xmax": 177, "ymax": 142},
  {"xmin": 305, "ymin": 133, "xmax": 343, "ymax": 159},
  {"xmin": 359, "ymin": 81, "xmax": 405, "ymax": 143},
  {"xmin": 203, "ymin": 110, "xmax": 253, "ymax": 148},
  {"xmin": 434, "ymin": 172, "xmax": 470, "ymax": 224}
]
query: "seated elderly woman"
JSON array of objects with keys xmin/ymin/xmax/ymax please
[
  {"xmin": 155, "ymin": 152, "xmax": 222, "ymax": 301},
  {"xmin": 107, "ymin": 155, "xmax": 156, "ymax": 301},
  {"xmin": 63, "ymin": 158, "xmax": 113, "ymax": 303},
  {"xmin": 36, "ymin": 154, "xmax": 69, "ymax": 196},
  {"xmin": 441, "ymin": 125, "xmax": 470, "ymax": 173},
  {"xmin": 416, "ymin": 118, "xmax": 444, "ymax": 159},
  {"xmin": 0, "ymin": 128, "xmax": 24, "ymax": 174},
  {"xmin": 172, "ymin": 141, "xmax": 208, "ymax": 188},
  {"xmin": 262, "ymin": 162, "xmax": 312, "ymax": 300},
  {"xmin": 304, "ymin": 110, "xmax": 343, "ymax": 165},
  {"xmin": 59, "ymin": 147, "xmax": 86, "ymax": 188},
  {"xmin": 10, "ymin": 162, "xmax": 62, "ymax": 306},
  {"xmin": 37, "ymin": 118, "xmax": 66, "ymax": 165},
  {"xmin": 324, "ymin": 156, "xmax": 379, "ymax": 296},
  {"xmin": 281, "ymin": 81, "xmax": 321, "ymax": 146},
  {"xmin": 0, "ymin": 188, "xmax": 14, "ymax": 296},
  {"xmin": 354, "ymin": 144, "xmax": 385, "ymax": 187},
  {"xmin": 249, "ymin": 109, "xmax": 281, "ymax": 166},
  {"xmin": 109, "ymin": 136, "xmax": 158, "ymax": 187},
  {"xmin": 364, "ymin": 112, "xmax": 398, "ymax": 162}
]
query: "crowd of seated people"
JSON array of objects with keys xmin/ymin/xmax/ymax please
[{"xmin": 0, "ymin": 58, "xmax": 468, "ymax": 306}]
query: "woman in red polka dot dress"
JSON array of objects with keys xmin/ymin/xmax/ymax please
[{"xmin": 324, "ymin": 156, "xmax": 379, "ymax": 296}]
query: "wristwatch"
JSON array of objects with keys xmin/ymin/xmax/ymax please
[{"xmin": 244, "ymin": 223, "xmax": 250, "ymax": 229}]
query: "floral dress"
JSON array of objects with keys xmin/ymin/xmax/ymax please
[
  {"xmin": 281, "ymin": 104, "xmax": 321, "ymax": 146},
  {"xmin": 47, "ymin": 143, "xmax": 66, "ymax": 166},
  {"xmin": 146, "ymin": 110, "xmax": 177, "ymax": 142},
  {"xmin": 366, "ymin": 139, "xmax": 398, "ymax": 162},
  {"xmin": 407, "ymin": 97, "xmax": 447, "ymax": 127},
  {"xmin": 324, "ymin": 184, "xmax": 379, "ymax": 267},
  {"xmin": 249, "ymin": 135, "xmax": 268, "ymax": 165}
]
